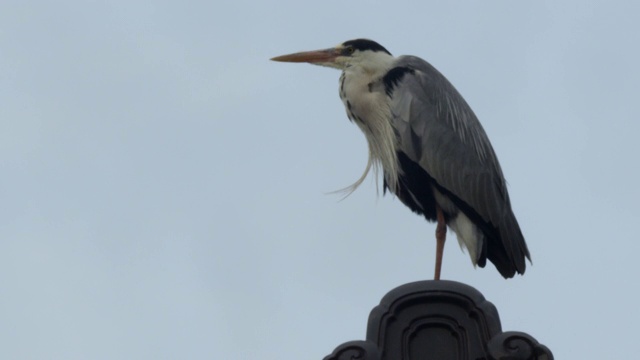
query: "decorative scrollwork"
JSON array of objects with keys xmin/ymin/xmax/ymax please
[
  {"xmin": 323, "ymin": 340, "xmax": 381, "ymax": 360},
  {"xmin": 487, "ymin": 331, "xmax": 554, "ymax": 360}
]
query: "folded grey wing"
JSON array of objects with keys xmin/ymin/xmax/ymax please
[{"xmin": 388, "ymin": 56, "xmax": 529, "ymax": 273}]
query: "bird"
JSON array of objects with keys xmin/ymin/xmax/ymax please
[{"xmin": 271, "ymin": 39, "xmax": 530, "ymax": 279}]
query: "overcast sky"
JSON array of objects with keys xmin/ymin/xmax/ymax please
[{"xmin": 2, "ymin": 1, "xmax": 639, "ymax": 359}]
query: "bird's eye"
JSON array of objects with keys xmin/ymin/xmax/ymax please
[{"xmin": 345, "ymin": 46, "xmax": 355, "ymax": 55}]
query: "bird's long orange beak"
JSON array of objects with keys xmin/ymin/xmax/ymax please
[{"xmin": 271, "ymin": 48, "xmax": 339, "ymax": 64}]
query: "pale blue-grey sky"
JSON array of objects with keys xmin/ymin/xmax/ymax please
[{"xmin": 1, "ymin": 1, "xmax": 639, "ymax": 359}]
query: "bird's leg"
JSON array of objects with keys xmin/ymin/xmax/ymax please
[{"xmin": 434, "ymin": 205, "xmax": 447, "ymax": 280}]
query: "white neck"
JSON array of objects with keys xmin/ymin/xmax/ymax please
[{"xmin": 338, "ymin": 51, "xmax": 400, "ymax": 196}]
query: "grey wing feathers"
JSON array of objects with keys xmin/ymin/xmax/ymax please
[{"xmin": 389, "ymin": 56, "xmax": 530, "ymax": 274}]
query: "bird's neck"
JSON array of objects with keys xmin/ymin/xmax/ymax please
[
  {"xmin": 340, "ymin": 57, "xmax": 395, "ymax": 112},
  {"xmin": 340, "ymin": 58, "xmax": 395, "ymax": 104},
  {"xmin": 340, "ymin": 56, "xmax": 395, "ymax": 119},
  {"xmin": 338, "ymin": 56, "xmax": 400, "ymax": 194}
]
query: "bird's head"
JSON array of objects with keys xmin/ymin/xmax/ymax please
[{"xmin": 271, "ymin": 39, "xmax": 394, "ymax": 72}]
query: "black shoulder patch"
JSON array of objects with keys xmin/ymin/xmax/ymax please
[
  {"xmin": 383, "ymin": 67, "xmax": 414, "ymax": 96},
  {"xmin": 342, "ymin": 39, "xmax": 391, "ymax": 55}
]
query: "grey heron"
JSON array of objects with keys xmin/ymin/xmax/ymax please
[{"xmin": 271, "ymin": 39, "xmax": 530, "ymax": 279}]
